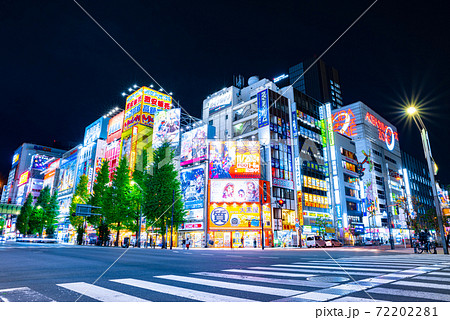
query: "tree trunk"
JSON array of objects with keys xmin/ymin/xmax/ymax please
[{"xmin": 115, "ymin": 222, "xmax": 121, "ymax": 247}]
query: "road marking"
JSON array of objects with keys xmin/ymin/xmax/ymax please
[
  {"xmin": 258, "ymin": 256, "xmax": 279, "ymax": 259},
  {"xmin": 413, "ymin": 276, "xmax": 450, "ymax": 282},
  {"xmin": 0, "ymin": 287, "xmax": 54, "ymax": 302},
  {"xmin": 429, "ymin": 272, "xmax": 450, "ymax": 276},
  {"xmin": 368, "ymin": 287, "xmax": 450, "ymax": 301},
  {"xmin": 57, "ymin": 282, "xmax": 148, "ymax": 302},
  {"xmin": 156, "ymin": 274, "xmax": 304, "ymax": 297},
  {"xmin": 226, "ymin": 255, "xmax": 243, "ymax": 258},
  {"xmin": 201, "ymin": 254, "xmax": 213, "ymax": 256},
  {"xmin": 223, "ymin": 269, "xmax": 315, "ymax": 278},
  {"xmin": 285, "ymin": 264, "xmax": 399, "ymax": 272},
  {"xmin": 391, "ymin": 280, "xmax": 450, "ymax": 290},
  {"xmin": 111, "ymin": 278, "xmax": 254, "ymax": 302},
  {"xmin": 308, "ymin": 261, "xmax": 426, "ymax": 267},
  {"xmin": 332, "ymin": 296, "xmax": 385, "ymax": 302},
  {"xmin": 250, "ymin": 266, "xmax": 383, "ymax": 277},
  {"xmin": 289, "ymin": 291, "xmax": 339, "ymax": 302},
  {"xmin": 193, "ymin": 272, "xmax": 337, "ymax": 288}
]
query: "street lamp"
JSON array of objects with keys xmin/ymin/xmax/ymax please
[
  {"xmin": 131, "ymin": 181, "xmax": 144, "ymax": 248},
  {"xmin": 406, "ymin": 105, "xmax": 448, "ymax": 254}
]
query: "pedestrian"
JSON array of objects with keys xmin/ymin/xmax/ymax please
[
  {"xmin": 186, "ymin": 238, "xmax": 190, "ymax": 250},
  {"xmin": 149, "ymin": 236, "xmax": 153, "ymax": 249},
  {"xmin": 241, "ymin": 236, "xmax": 244, "ymax": 248},
  {"xmin": 253, "ymin": 238, "xmax": 257, "ymax": 248},
  {"xmin": 182, "ymin": 238, "xmax": 186, "ymax": 250}
]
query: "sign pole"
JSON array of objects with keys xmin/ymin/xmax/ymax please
[{"xmin": 260, "ymin": 189, "xmax": 264, "ymax": 250}]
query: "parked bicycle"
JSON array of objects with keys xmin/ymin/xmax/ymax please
[{"xmin": 413, "ymin": 239, "xmax": 437, "ymax": 254}]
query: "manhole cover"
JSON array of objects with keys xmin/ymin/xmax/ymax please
[{"xmin": 306, "ymin": 276, "xmax": 349, "ymax": 283}]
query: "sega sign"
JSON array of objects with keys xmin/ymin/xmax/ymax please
[{"xmin": 257, "ymin": 89, "xmax": 269, "ymax": 128}]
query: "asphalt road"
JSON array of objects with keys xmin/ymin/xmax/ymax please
[{"xmin": 1, "ymin": 242, "xmax": 450, "ymax": 302}]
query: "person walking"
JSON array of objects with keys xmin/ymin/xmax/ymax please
[
  {"xmin": 182, "ymin": 238, "xmax": 186, "ymax": 250},
  {"xmin": 186, "ymin": 238, "xmax": 190, "ymax": 250},
  {"xmin": 253, "ymin": 238, "xmax": 257, "ymax": 248}
]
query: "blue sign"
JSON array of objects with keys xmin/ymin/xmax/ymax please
[
  {"xmin": 257, "ymin": 89, "xmax": 269, "ymax": 128},
  {"xmin": 291, "ymin": 110, "xmax": 298, "ymax": 138},
  {"xmin": 180, "ymin": 166, "xmax": 205, "ymax": 210},
  {"xmin": 210, "ymin": 207, "xmax": 229, "ymax": 226},
  {"xmin": 336, "ymin": 204, "xmax": 342, "ymax": 219}
]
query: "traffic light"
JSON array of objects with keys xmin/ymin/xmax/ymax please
[{"xmin": 277, "ymin": 199, "xmax": 285, "ymax": 208}]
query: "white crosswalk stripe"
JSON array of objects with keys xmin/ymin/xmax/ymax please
[
  {"xmin": 192, "ymin": 272, "xmax": 338, "ymax": 288},
  {"xmin": 391, "ymin": 280, "xmax": 450, "ymax": 290},
  {"xmin": 249, "ymin": 266, "xmax": 383, "ymax": 276},
  {"xmin": 223, "ymin": 269, "xmax": 316, "ymax": 277},
  {"xmin": 367, "ymin": 287, "xmax": 450, "ymax": 301},
  {"xmin": 155, "ymin": 275, "xmax": 305, "ymax": 296},
  {"xmin": 57, "ymin": 282, "xmax": 148, "ymax": 302},
  {"xmin": 111, "ymin": 278, "xmax": 255, "ymax": 302},
  {"xmin": 286, "ymin": 263, "xmax": 400, "ymax": 272}
]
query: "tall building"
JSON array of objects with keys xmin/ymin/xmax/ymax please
[
  {"xmin": 401, "ymin": 151, "xmax": 434, "ymax": 217},
  {"xmin": 289, "ymin": 58, "xmax": 343, "ymax": 110},
  {"xmin": 332, "ymin": 102, "xmax": 407, "ymax": 244},
  {"xmin": 1, "ymin": 143, "xmax": 66, "ymax": 205}
]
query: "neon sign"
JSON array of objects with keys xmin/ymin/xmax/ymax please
[
  {"xmin": 365, "ymin": 112, "xmax": 398, "ymax": 150},
  {"xmin": 333, "ymin": 109, "xmax": 357, "ymax": 137},
  {"xmin": 273, "ymin": 74, "xmax": 288, "ymax": 83},
  {"xmin": 18, "ymin": 171, "xmax": 29, "ymax": 186}
]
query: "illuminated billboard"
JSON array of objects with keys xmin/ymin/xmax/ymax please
[
  {"xmin": 84, "ymin": 117, "xmax": 108, "ymax": 146},
  {"xmin": 257, "ymin": 89, "xmax": 269, "ymax": 128},
  {"xmin": 12, "ymin": 146, "xmax": 22, "ymax": 168},
  {"xmin": 123, "ymin": 87, "xmax": 173, "ymax": 131},
  {"xmin": 210, "ymin": 180, "xmax": 259, "ymax": 203},
  {"xmin": 365, "ymin": 112, "xmax": 399, "ymax": 151},
  {"xmin": 209, "ymin": 141, "xmax": 260, "ymax": 179},
  {"xmin": 208, "ymin": 203, "xmax": 261, "ymax": 229},
  {"xmin": 107, "ymin": 111, "xmax": 124, "ymax": 144},
  {"xmin": 31, "ymin": 154, "xmax": 53, "ymax": 171},
  {"xmin": 58, "ymin": 151, "xmax": 78, "ymax": 196},
  {"xmin": 180, "ymin": 125, "xmax": 208, "ymax": 166},
  {"xmin": 180, "ymin": 166, "xmax": 205, "ymax": 210},
  {"xmin": 18, "ymin": 171, "xmax": 30, "ymax": 186},
  {"xmin": 208, "ymin": 88, "xmax": 232, "ymax": 115},
  {"xmin": 43, "ymin": 159, "xmax": 60, "ymax": 189},
  {"xmin": 152, "ymin": 108, "xmax": 180, "ymax": 149},
  {"xmin": 333, "ymin": 109, "xmax": 357, "ymax": 137}
]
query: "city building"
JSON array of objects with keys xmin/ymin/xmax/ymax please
[
  {"xmin": 105, "ymin": 111, "xmax": 125, "ymax": 179},
  {"xmin": 289, "ymin": 58, "xmax": 343, "ymax": 110},
  {"xmin": 332, "ymin": 102, "xmax": 407, "ymax": 244},
  {"xmin": 401, "ymin": 151, "xmax": 435, "ymax": 218},
  {"xmin": 1, "ymin": 143, "xmax": 66, "ymax": 206}
]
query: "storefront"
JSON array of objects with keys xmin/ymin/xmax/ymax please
[{"xmin": 178, "ymin": 222, "xmax": 205, "ymax": 248}]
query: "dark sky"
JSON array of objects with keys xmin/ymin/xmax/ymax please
[{"xmin": 1, "ymin": 0, "xmax": 449, "ymax": 187}]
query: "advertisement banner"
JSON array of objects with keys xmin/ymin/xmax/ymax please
[
  {"xmin": 332, "ymin": 109, "xmax": 357, "ymax": 137},
  {"xmin": 12, "ymin": 146, "xmax": 22, "ymax": 168},
  {"xmin": 208, "ymin": 203, "xmax": 261, "ymax": 229},
  {"xmin": 208, "ymin": 89, "xmax": 232, "ymax": 115},
  {"xmin": 210, "ymin": 180, "xmax": 259, "ymax": 203},
  {"xmin": 184, "ymin": 208, "xmax": 204, "ymax": 220},
  {"xmin": 257, "ymin": 89, "xmax": 269, "ymax": 128},
  {"xmin": 209, "ymin": 141, "xmax": 260, "ymax": 179},
  {"xmin": 152, "ymin": 108, "xmax": 181, "ymax": 149},
  {"xmin": 297, "ymin": 191, "xmax": 304, "ymax": 226},
  {"xmin": 180, "ymin": 125, "xmax": 208, "ymax": 166},
  {"xmin": 84, "ymin": 117, "xmax": 108, "ymax": 146},
  {"xmin": 18, "ymin": 171, "xmax": 29, "ymax": 186},
  {"xmin": 31, "ymin": 154, "xmax": 53, "ymax": 171},
  {"xmin": 58, "ymin": 152, "xmax": 78, "ymax": 196},
  {"xmin": 180, "ymin": 166, "xmax": 205, "ymax": 210},
  {"xmin": 263, "ymin": 204, "xmax": 271, "ymax": 227},
  {"xmin": 180, "ymin": 222, "xmax": 204, "ymax": 230},
  {"xmin": 107, "ymin": 111, "xmax": 124, "ymax": 144},
  {"xmin": 272, "ymin": 177, "xmax": 294, "ymax": 189}
]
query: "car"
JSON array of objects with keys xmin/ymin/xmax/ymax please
[
  {"xmin": 329, "ymin": 238, "xmax": 343, "ymax": 247},
  {"xmin": 306, "ymin": 235, "xmax": 327, "ymax": 248}
]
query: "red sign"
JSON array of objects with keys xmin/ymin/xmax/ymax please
[
  {"xmin": 107, "ymin": 111, "xmax": 124, "ymax": 144},
  {"xmin": 333, "ymin": 109, "xmax": 357, "ymax": 137},
  {"xmin": 365, "ymin": 112, "xmax": 399, "ymax": 148},
  {"xmin": 181, "ymin": 222, "xmax": 203, "ymax": 230}
]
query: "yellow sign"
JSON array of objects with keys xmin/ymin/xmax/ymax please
[
  {"xmin": 208, "ymin": 203, "xmax": 261, "ymax": 229},
  {"xmin": 18, "ymin": 171, "xmax": 29, "ymax": 186}
]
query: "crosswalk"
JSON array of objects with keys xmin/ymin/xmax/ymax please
[{"xmin": 1, "ymin": 254, "xmax": 450, "ymax": 302}]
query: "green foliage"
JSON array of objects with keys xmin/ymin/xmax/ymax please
[
  {"xmin": 16, "ymin": 193, "xmax": 34, "ymax": 235},
  {"xmin": 315, "ymin": 216, "xmax": 328, "ymax": 238},
  {"xmin": 103, "ymin": 156, "xmax": 134, "ymax": 246},
  {"xmin": 69, "ymin": 175, "xmax": 89, "ymax": 228},
  {"xmin": 143, "ymin": 143, "xmax": 185, "ymax": 248},
  {"xmin": 88, "ymin": 160, "xmax": 110, "ymax": 228},
  {"xmin": 45, "ymin": 190, "xmax": 60, "ymax": 232}
]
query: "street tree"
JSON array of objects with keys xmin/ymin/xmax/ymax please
[
  {"xmin": 16, "ymin": 193, "xmax": 34, "ymax": 236},
  {"xmin": 69, "ymin": 175, "xmax": 89, "ymax": 245},
  {"xmin": 28, "ymin": 186, "xmax": 52, "ymax": 237},
  {"xmin": 103, "ymin": 156, "xmax": 134, "ymax": 246},
  {"xmin": 45, "ymin": 190, "xmax": 60, "ymax": 238},
  {"xmin": 143, "ymin": 142, "xmax": 185, "ymax": 249},
  {"xmin": 89, "ymin": 160, "xmax": 110, "ymax": 245}
]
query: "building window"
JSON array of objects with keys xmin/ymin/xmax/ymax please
[
  {"xmin": 341, "ymin": 147, "xmax": 357, "ymax": 160},
  {"xmin": 372, "ymin": 149, "xmax": 382, "ymax": 157},
  {"xmin": 384, "ymin": 155, "xmax": 397, "ymax": 164},
  {"xmin": 373, "ymin": 162, "xmax": 382, "ymax": 173}
]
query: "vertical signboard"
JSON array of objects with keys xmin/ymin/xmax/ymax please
[
  {"xmin": 257, "ymin": 89, "xmax": 269, "ymax": 128},
  {"xmin": 152, "ymin": 108, "xmax": 181, "ymax": 149}
]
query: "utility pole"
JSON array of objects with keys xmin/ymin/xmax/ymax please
[{"xmin": 260, "ymin": 192, "xmax": 264, "ymax": 250}]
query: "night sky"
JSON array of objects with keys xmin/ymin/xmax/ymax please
[{"xmin": 1, "ymin": 0, "xmax": 449, "ymax": 188}]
